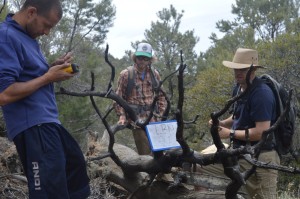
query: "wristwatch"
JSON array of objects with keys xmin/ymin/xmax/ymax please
[{"xmin": 230, "ymin": 129, "xmax": 236, "ymax": 140}]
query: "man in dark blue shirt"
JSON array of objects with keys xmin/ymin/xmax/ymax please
[
  {"xmin": 199, "ymin": 48, "xmax": 279, "ymax": 199},
  {"xmin": 0, "ymin": 0, "xmax": 90, "ymax": 198}
]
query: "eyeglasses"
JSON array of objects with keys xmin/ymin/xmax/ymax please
[{"xmin": 136, "ymin": 56, "xmax": 150, "ymax": 61}]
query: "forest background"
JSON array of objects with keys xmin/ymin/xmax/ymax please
[{"xmin": 1, "ymin": 0, "xmax": 300, "ymax": 197}]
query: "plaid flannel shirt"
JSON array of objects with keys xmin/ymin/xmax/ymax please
[{"xmin": 114, "ymin": 64, "xmax": 167, "ymax": 122}]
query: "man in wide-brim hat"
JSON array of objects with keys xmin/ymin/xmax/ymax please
[{"xmin": 198, "ymin": 48, "xmax": 279, "ymax": 199}]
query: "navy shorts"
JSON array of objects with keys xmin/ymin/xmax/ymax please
[{"xmin": 13, "ymin": 123, "xmax": 90, "ymax": 199}]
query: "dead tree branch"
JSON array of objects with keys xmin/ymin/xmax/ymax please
[{"xmin": 56, "ymin": 46, "xmax": 299, "ymax": 198}]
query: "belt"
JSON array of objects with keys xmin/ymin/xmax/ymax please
[{"xmin": 233, "ymin": 140, "xmax": 274, "ymax": 151}]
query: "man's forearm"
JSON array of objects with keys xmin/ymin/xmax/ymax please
[{"xmin": 0, "ymin": 75, "xmax": 51, "ymax": 106}]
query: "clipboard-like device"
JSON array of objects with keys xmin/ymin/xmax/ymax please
[{"xmin": 145, "ymin": 120, "xmax": 181, "ymax": 151}]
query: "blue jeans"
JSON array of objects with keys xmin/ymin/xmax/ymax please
[{"xmin": 13, "ymin": 123, "xmax": 90, "ymax": 199}]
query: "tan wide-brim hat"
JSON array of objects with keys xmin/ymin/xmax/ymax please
[{"xmin": 222, "ymin": 48, "xmax": 261, "ymax": 69}]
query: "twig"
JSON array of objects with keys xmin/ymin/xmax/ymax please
[{"xmin": 0, "ymin": 173, "xmax": 27, "ymax": 183}]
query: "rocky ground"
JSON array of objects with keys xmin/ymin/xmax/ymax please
[
  {"xmin": 0, "ymin": 137, "xmax": 27, "ymax": 198},
  {"xmin": 0, "ymin": 134, "xmax": 234, "ymax": 199}
]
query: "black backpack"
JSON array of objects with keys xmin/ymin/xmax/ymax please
[
  {"xmin": 232, "ymin": 74, "xmax": 296, "ymax": 155},
  {"xmin": 259, "ymin": 74, "xmax": 296, "ymax": 155}
]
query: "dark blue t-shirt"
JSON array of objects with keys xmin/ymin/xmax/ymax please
[
  {"xmin": 232, "ymin": 77, "xmax": 277, "ymax": 148},
  {"xmin": 0, "ymin": 14, "xmax": 60, "ymax": 140}
]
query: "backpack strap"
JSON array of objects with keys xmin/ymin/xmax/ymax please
[
  {"xmin": 125, "ymin": 65, "xmax": 159, "ymax": 99},
  {"xmin": 229, "ymin": 83, "xmax": 240, "ymax": 115},
  {"xmin": 260, "ymin": 74, "xmax": 284, "ymax": 115},
  {"xmin": 125, "ymin": 66, "xmax": 135, "ymax": 99}
]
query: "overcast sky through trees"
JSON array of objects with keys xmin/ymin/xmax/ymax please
[{"xmin": 102, "ymin": 0, "xmax": 236, "ymax": 58}]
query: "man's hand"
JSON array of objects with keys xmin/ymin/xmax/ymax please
[
  {"xmin": 218, "ymin": 127, "xmax": 231, "ymax": 139},
  {"xmin": 208, "ymin": 119, "xmax": 227, "ymax": 127},
  {"xmin": 117, "ymin": 115, "xmax": 127, "ymax": 125},
  {"xmin": 44, "ymin": 63, "xmax": 75, "ymax": 83},
  {"xmin": 51, "ymin": 52, "xmax": 73, "ymax": 66},
  {"xmin": 208, "ymin": 119, "xmax": 230, "ymax": 139}
]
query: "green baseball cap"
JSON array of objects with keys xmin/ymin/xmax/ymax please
[{"xmin": 135, "ymin": 42, "xmax": 153, "ymax": 58}]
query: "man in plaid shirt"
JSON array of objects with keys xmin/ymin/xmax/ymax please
[{"xmin": 114, "ymin": 42, "xmax": 167, "ymax": 155}]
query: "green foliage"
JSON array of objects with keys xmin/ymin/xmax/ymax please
[
  {"xmin": 57, "ymin": 95, "xmax": 93, "ymax": 130},
  {"xmin": 0, "ymin": 1, "xmax": 9, "ymax": 21},
  {"xmin": 198, "ymin": 26, "xmax": 257, "ymax": 76},
  {"xmin": 217, "ymin": 0, "xmax": 300, "ymax": 41},
  {"xmin": 256, "ymin": 33, "xmax": 300, "ymax": 115},
  {"xmin": 184, "ymin": 65, "xmax": 234, "ymax": 151},
  {"xmin": 145, "ymin": 5, "xmax": 199, "ymax": 76},
  {"xmin": 39, "ymin": 0, "xmax": 116, "ymax": 56},
  {"xmin": 258, "ymin": 33, "xmax": 300, "ymax": 68},
  {"xmin": 286, "ymin": 18, "xmax": 300, "ymax": 34}
]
